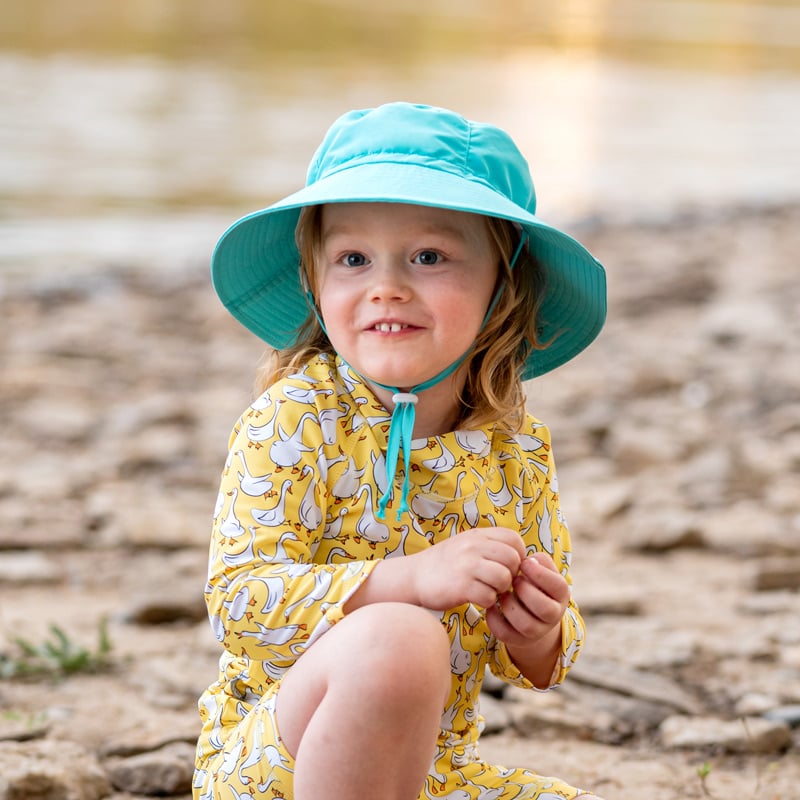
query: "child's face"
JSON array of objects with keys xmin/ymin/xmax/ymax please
[{"xmin": 316, "ymin": 202, "xmax": 500, "ymax": 393}]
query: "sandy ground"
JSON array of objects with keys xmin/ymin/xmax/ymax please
[{"xmin": 1, "ymin": 203, "xmax": 799, "ymax": 799}]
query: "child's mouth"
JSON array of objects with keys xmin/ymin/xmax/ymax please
[{"xmin": 373, "ymin": 323, "xmax": 412, "ymax": 333}]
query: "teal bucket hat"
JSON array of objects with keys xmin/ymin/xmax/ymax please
[{"xmin": 211, "ymin": 101, "xmax": 606, "ymax": 381}]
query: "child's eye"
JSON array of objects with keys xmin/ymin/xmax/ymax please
[
  {"xmin": 414, "ymin": 250, "xmax": 440, "ymax": 265},
  {"xmin": 343, "ymin": 252, "xmax": 368, "ymax": 267}
]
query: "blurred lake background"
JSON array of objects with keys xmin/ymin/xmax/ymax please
[{"xmin": 1, "ymin": 0, "xmax": 799, "ymax": 275}]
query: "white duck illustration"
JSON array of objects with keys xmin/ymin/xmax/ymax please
[
  {"xmin": 251, "ymin": 480, "xmax": 293, "ymax": 528},
  {"xmin": 331, "ymin": 456, "xmax": 366, "ymax": 500},
  {"xmin": 248, "ymin": 574, "xmax": 286, "ymax": 614},
  {"xmin": 454, "ymin": 429, "xmax": 491, "ymax": 457},
  {"xmin": 217, "ymin": 736, "xmax": 246, "ymax": 780},
  {"xmin": 326, "ymin": 546, "xmax": 356, "ymax": 561},
  {"xmin": 461, "ymin": 474, "xmax": 481, "ymax": 528},
  {"xmin": 270, "ymin": 419, "xmax": 315, "ymax": 470},
  {"xmin": 192, "ymin": 769, "xmax": 212, "ymax": 800},
  {"xmin": 234, "ymin": 450, "xmax": 273, "ymax": 497},
  {"xmin": 286, "ymin": 364, "xmax": 318, "ymax": 384},
  {"xmin": 384, "ymin": 524, "xmax": 412, "ymax": 558},
  {"xmin": 221, "ymin": 526, "xmax": 256, "ymax": 568},
  {"xmin": 282, "ymin": 384, "xmax": 334, "ymax": 404},
  {"xmin": 236, "ymin": 620, "xmax": 307, "ymax": 647},
  {"xmin": 221, "ymin": 585, "xmax": 254, "ymax": 621},
  {"xmin": 353, "ymin": 483, "xmax": 391, "ymax": 546},
  {"xmin": 236, "ymin": 715, "xmax": 267, "ymax": 783},
  {"xmin": 212, "ymin": 490, "xmax": 225, "ymax": 521},
  {"xmin": 411, "ymin": 491, "xmax": 446, "ymax": 520},
  {"xmin": 511, "ymin": 480, "xmax": 532, "ymax": 526},
  {"xmin": 369, "ymin": 449, "xmax": 388, "ymax": 496},
  {"xmin": 317, "ymin": 444, "xmax": 347, "ymax": 484},
  {"xmin": 318, "ymin": 401, "xmax": 349, "ymax": 445},
  {"xmin": 208, "ymin": 612, "xmax": 225, "ymax": 642},
  {"xmin": 536, "ymin": 498, "xmax": 554, "ymax": 554},
  {"xmin": 246, "ymin": 401, "xmax": 282, "ymax": 447},
  {"xmin": 218, "ymin": 488, "xmax": 245, "ymax": 542},
  {"xmin": 283, "ymin": 569, "xmax": 334, "ymax": 618},
  {"xmin": 323, "ymin": 507, "xmax": 348, "ymax": 539},
  {"xmin": 422, "ymin": 443, "xmax": 457, "ymax": 473},
  {"xmin": 436, "ymin": 512, "xmax": 462, "ymax": 538},
  {"xmin": 336, "ymin": 360, "xmax": 359, "ymax": 393},
  {"xmin": 445, "ymin": 610, "xmax": 473, "ymax": 679},
  {"xmin": 263, "ymin": 529, "xmax": 300, "ymax": 562},
  {"xmin": 297, "ymin": 465, "xmax": 323, "ymax": 531},
  {"xmin": 513, "ymin": 431, "xmax": 548, "ymax": 452},
  {"xmin": 487, "ymin": 470, "xmax": 512, "ymax": 510},
  {"xmin": 248, "ymin": 391, "xmax": 272, "ymax": 417}
]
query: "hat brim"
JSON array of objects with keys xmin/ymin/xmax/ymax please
[{"xmin": 211, "ymin": 162, "xmax": 606, "ymax": 380}]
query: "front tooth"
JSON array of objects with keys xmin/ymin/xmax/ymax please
[{"xmin": 390, "ymin": 323, "xmax": 402, "ymax": 332}]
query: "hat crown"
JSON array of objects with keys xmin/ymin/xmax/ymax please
[{"xmin": 306, "ymin": 102, "xmax": 537, "ymax": 216}]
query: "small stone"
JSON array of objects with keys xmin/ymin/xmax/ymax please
[
  {"xmin": 506, "ymin": 680, "xmax": 672, "ymax": 745},
  {"xmin": 104, "ymin": 741, "xmax": 196, "ymax": 795},
  {"xmin": 569, "ymin": 656, "xmax": 702, "ymax": 715},
  {"xmin": 579, "ymin": 589, "xmax": 643, "ymax": 617},
  {"xmin": 607, "ymin": 425, "xmax": 685, "ymax": 472},
  {"xmin": 734, "ymin": 692, "xmax": 781, "ymax": 716},
  {"xmin": 0, "ymin": 551, "xmax": 61, "ymax": 585},
  {"xmin": 622, "ymin": 510, "xmax": 706, "ymax": 553},
  {"xmin": 478, "ymin": 692, "xmax": 513, "ymax": 734},
  {"xmin": 763, "ymin": 705, "xmax": 800, "ymax": 729},
  {"xmin": 752, "ymin": 558, "xmax": 800, "ymax": 591},
  {"xmin": 0, "ymin": 712, "xmax": 50, "ymax": 742},
  {"xmin": 481, "ymin": 668, "xmax": 507, "ymax": 698},
  {"xmin": 0, "ymin": 739, "xmax": 110, "ymax": 800},
  {"xmin": 659, "ymin": 715, "xmax": 792, "ymax": 753},
  {"xmin": 124, "ymin": 595, "xmax": 207, "ymax": 626}
]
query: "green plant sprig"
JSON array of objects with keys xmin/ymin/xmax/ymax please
[{"xmin": 0, "ymin": 618, "xmax": 112, "ymax": 679}]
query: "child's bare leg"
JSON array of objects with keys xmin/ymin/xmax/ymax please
[{"xmin": 276, "ymin": 602, "xmax": 451, "ymax": 800}]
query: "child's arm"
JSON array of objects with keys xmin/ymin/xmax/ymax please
[
  {"xmin": 485, "ymin": 422, "xmax": 586, "ymax": 690},
  {"xmin": 205, "ymin": 407, "xmax": 380, "ymax": 670},
  {"xmin": 485, "ymin": 553, "xmax": 572, "ymax": 688}
]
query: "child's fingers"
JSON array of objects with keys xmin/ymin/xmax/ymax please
[
  {"xmin": 475, "ymin": 559, "xmax": 517, "ymax": 596},
  {"xmin": 482, "ymin": 527, "xmax": 527, "ymax": 561},
  {"xmin": 518, "ymin": 556, "xmax": 570, "ymax": 603}
]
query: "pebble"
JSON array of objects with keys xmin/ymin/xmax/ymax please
[
  {"xmin": 622, "ymin": 509, "xmax": 706, "ymax": 553},
  {"xmin": 659, "ymin": 715, "xmax": 792, "ymax": 754},
  {"xmin": 104, "ymin": 741, "xmax": 196, "ymax": 795},
  {"xmin": 568, "ymin": 657, "xmax": 702, "ymax": 715},
  {"xmin": 752, "ymin": 558, "xmax": 800, "ymax": 592},
  {"xmin": 0, "ymin": 740, "xmax": 111, "ymax": 800},
  {"xmin": 762, "ymin": 705, "xmax": 800, "ymax": 729},
  {"xmin": 0, "ymin": 551, "xmax": 61, "ymax": 585}
]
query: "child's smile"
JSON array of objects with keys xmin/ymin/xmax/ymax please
[{"xmin": 316, "ymin": 202, "xmax": 500, "ymax": 399}]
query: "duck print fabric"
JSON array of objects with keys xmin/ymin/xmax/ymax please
[{"xmin": 194, "ymin": 354, "xmax": 588, "ymax": 799}]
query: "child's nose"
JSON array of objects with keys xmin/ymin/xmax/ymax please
[{"xmin": 368, "ymin": 257, "xmax": 413, "ymax": 302}]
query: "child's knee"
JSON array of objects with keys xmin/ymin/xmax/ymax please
[{"xmin": 340, "ymin": 602, "xmax": 450, "ymax": 697}]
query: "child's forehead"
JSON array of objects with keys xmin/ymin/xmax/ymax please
[{"xmin": 320, "ymin": 202, "xmax": 489, "ymax": 239}]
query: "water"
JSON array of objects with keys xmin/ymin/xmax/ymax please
[{"xmin": 1, "ymin": 0, "xmax": 799, "ymax": 274}]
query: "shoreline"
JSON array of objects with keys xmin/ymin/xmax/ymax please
[{"xmin": 2, "ymin": 197, "xmax": 799, "ymax": 287}]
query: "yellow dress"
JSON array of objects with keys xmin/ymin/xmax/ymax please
[{"xmin": 194, "ymin": 354, "xmax": 588, "ymax": 799}]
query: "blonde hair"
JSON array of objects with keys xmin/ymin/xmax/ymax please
[{"xmin": 255, "ymin": 205, "xmax": 546, "ymax": 433}]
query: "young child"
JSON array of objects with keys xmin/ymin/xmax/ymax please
[{"xmin": 194, "ymin": 102, "xmax": 607, "ymax": 800}]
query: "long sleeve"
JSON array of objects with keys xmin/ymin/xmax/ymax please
[
  {"xmin": 486, "ymin": 422, "xmax": 586, "ymax": 690},
  {"xmin": 205, "ymin": 386, "xmax": 379, "ymax": 677}
]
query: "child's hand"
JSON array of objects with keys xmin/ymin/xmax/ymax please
[
  {"xmin": 485, "ymin": 552, "xmax": 570, "ymax": 652},
  {"xmin": 409, "ymin": 527, "xmax": 525, "ymax": 611}
]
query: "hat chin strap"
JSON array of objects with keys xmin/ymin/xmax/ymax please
[{"xmin": 303, "ymin": 231, "xmax": 527, "ymax": 520}]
